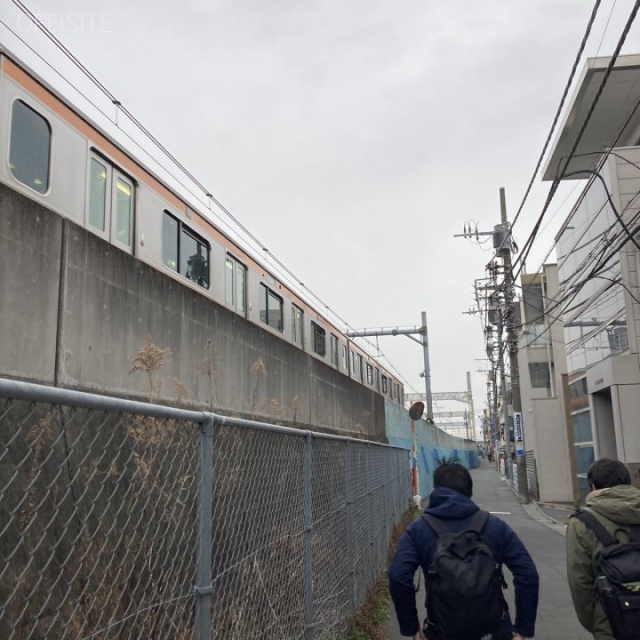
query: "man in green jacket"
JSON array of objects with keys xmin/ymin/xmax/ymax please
[{"xmin": 566, "ymin": 458, "xmax": 640, "ymax": 639}]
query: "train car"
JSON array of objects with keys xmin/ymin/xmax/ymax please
[{"xmin": 0, "ymin": 46, "xmax": 405, "ymax": 439}]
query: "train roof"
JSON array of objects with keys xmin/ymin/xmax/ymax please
[{"xmin": 0, "ymin": 44, "xmax": 406, "ymax": 387}]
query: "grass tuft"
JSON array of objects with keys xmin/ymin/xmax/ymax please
[{"xmin": 347, "ymin": 503, "xmax": 421, "ymax": 639}]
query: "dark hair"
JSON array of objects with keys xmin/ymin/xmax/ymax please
[
  {"xmin": 433, "ymin": 457, "xmax": 473, "ymax": 497},
  {"xmin": 587, "ymin": 458, "xmax": 631, "ymax": 490}
]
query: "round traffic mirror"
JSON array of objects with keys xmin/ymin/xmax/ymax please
[{"xmin": 409, "ymin": 401, "xmax": 425, "ymax": 421}]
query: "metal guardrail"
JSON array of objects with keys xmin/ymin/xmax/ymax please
[{"xmin": 0, "ymin": 378, "xmax": 410, "ymax": 639}]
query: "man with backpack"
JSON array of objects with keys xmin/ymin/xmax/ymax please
[
  {"xmin": 566, "ymin": 458, "xmax": 640, "ymax": 640},
  {"xmin": 388, "ymin": 458, "xmax": 539, "ymax": 639}
]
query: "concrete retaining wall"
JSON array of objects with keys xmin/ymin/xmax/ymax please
[{"xmin": 0, "ymin": 184, "xmax": 385, "ymax": 439}]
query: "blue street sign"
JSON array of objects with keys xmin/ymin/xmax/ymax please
[{"xmin": 514, "ymin": 412, "xmax": 523, "ymax": 441}]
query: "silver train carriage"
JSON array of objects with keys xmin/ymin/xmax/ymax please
[{"xmin": 0, "ymin": 49, "xmax": 405, "ymax": 434}]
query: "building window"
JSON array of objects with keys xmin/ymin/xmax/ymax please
[
  {"xmin": 608, "ymin": 325, "xmax": 629, "ymax": 355},
  {"xmin": 569, "ymin": 377, "xmax": 589, "ymax": 412},
  {"xmin": 9, "ymin": 99, "xmax": 51, "ymax": 194},
  {"xmin": 523, "ymin": 282, "xmax": 545, "ymax": 324},
  {"xmin": 528, "ymin": 363, "xmax": 551, "ymax": 391},
  {"xmin": 381, "ymin": 375, "xmax": 388, "ymax": 394},
  {"xmin": 259, "ymin": 283, "xmax": 284, "ymax": 332},
  {"xmin": 162, "ymin": 211, "xmax": 209, "ymax": 288},
  {"xmin": 292, "ymin": 304, "xmax": 304, "ymax": 347},
  {"xmin": 366, "ymin": 363, "xmax": 373, "ymax": 385},
  {"xmin": 330, "ymin": 334, "xmax": 339, "ymax": 367},
  {"xmin": 88, "ymin": 153, "xmax": 133, "ymax": 250},
  {"xmin": 225, "ymin": 254, "xmax": 247, "ymax": 315},
  {"xmin": 311, "ymin": 321, "xmax": 326, "ymax": 357},
  {"xmin": 570, "ymin": 375, "xmax": 594, "ymax": 501}
]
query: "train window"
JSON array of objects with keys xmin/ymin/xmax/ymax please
[
  {"xmin": 9, "ymin": 100, "xmax": 51, "ymax": 194},
  {"xmin": 330, "ymin": 334, "xmax": 339, "ymax": 368},
  {"xmin": 375, "ymin": 368, "xmax": 380, "ymax": 391},
  {"xmin": 87, "ymin": 153, "xmax": 134, "ymax": 250},
  {"xmin": 292, "ymin": 305, "xmax": 304, "ymax": 347},
  {"xmin": 89, "ymin": 158, "xmax": 107, "ymax": 230},
  {"xmin": 181, "ymin": 230, "xmax": 209, "ymax": 288},
  {"xmin": 311, "ymin": 321, "xmax": 326, "ymax": 357},
  {"xmin": 350, "ymin": 350, "xmax": 355, "ymax": 374},
  {"xmin": 342, "ymin": 345, "xmax": 348, "ymax": 372},
  {"xmin": 225, "ymin": 254, "xmax": 247, "ymax": 315},
  {"xmin": 162, "ymin": 211, "xmax": 210, "ymax": 288},
  {"xmin": 115, "ymin": 178, "xmax": 132, "ymax": 246},
  {"xmin": 381, "ymin": 375, "xmax": 388, "ymax": 394},
  {"xmin": 163, "ymin": 213, "xmax": 179, "ymax": 271},
  {"xmin": 357, "ymin": 354, "xmax": 363, "ymax": 381},
  {"xmin": 260, "ymin": 284, "xmax": 283, "ymax": 332},
  {"xmin": 366, "ymin": 363, "xmax": 373, "ymax": 385}
]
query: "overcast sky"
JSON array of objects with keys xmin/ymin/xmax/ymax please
[{"xmin": 2, "ymin": 0, "xmax": 639, "ymax": 437}]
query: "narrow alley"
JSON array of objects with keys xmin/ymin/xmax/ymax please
[{"xmin": 384, "ymin": 459, "xmax": 591, "ymax": 640}]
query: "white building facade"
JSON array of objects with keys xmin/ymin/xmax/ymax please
[
  {"xmin": 544, "ymin": 54, "xmax": 640, "ymax": 498},
  {"xmin": 517, "ymin": 265, "xmax": 575, "ymax": 503}
]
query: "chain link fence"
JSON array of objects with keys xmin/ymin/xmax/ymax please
[{"xmin": 0, "ymin": 378, "xmax": 410, "ymax": 639}]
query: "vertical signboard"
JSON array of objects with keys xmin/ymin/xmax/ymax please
[{"xmin": 514, "ymin": 411, "xmax": 524, "ymax": 456}]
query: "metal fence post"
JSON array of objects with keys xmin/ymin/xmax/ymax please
[
  {"xmin": 367, "ymin": 441, "xmax": 374, "ymax": 581},
  {"xmin": 345, "ymin": 439, "xmax": 355, "ymax": 614},
  {"xmin": 382, "ymin": 460, "xmax": 388, "ymax": 552},
  {"xmin": 393, "ymin": 450, "xmax": 400, "ymax": 522},
  {"xmin": 304, "ymin": 431, "xmax": 314, "ymax": 640},
  {"xmin": 194, "ymin": 414, "xmax": 214, "ymax": 640}
]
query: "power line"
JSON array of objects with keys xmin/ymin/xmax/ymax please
[
  {"xmin": 510, "ymin": 0, "xmax": 603, "ymax": 229},
  {"xmin": 2, "ymin": 0, "xmax": 409, "ymax": 378},
  {"xmin": 508, "ymin": 0, "xmax": 640, "ymax": 289}
]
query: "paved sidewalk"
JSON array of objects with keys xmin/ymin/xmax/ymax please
[
  {"xmin": 537, "ymin": 501, "xmax": 576, "ymax": 527},
  {"xmin": 383, "ymin": 460, "xmax": 589, "ymax": 639}
]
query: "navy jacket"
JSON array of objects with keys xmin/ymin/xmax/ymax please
[{"xmin": 388, "ymin": 488, "xmax": 539, "ymax": 638}]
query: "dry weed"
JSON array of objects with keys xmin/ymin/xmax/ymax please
[
  {"xmin": 20, "ymin": 411, "xmax": 55, "ymax": 535},
  {"xmin": 348, "ymin": 504, "xmax": 420, "ymax": 640},
  {"xmin": 290, "ymin": 395, "xmax": 300, "ymax": 425},
  {"xmin": 250, "ymin": 357, "xmax": 267, "ymax": 418},
  {"xmin": 174, "ymin": 378, "xmax": 191, "ymax": 404},
  {"xmin": 130, "ymin": 335, "xmax": 172, "ymax": 401}
]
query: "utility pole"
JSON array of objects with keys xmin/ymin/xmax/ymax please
[
  {"xmin": 487, "ymin": 282, "xmax": 511, "ymax": 484},
  {"xmin": 421, "ymin": 311, "xmax": 433, "ymax": 422},
  {"xmin": 458, "ymin": 190, "xmax": 529, "ymax": 502},
  {"xmin": 498, "ymin": 309, "xmax": 512, "ymax": 483},
  {"xmin": 497, "ymin": 188, "xmax": 529, "ymax": 503}
]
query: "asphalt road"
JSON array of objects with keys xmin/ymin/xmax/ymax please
[{"xmin": 383, "ymin": 460, "xmax": 591, "ymax": 639}]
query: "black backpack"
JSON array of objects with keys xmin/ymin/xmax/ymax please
[
  {"xmin": 572, "ymin": 509, "xmax": 640, "ymax": 640},
  {"xmin": 422, "ymin": 510, "xmax": 506, "ymax": 640}
]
